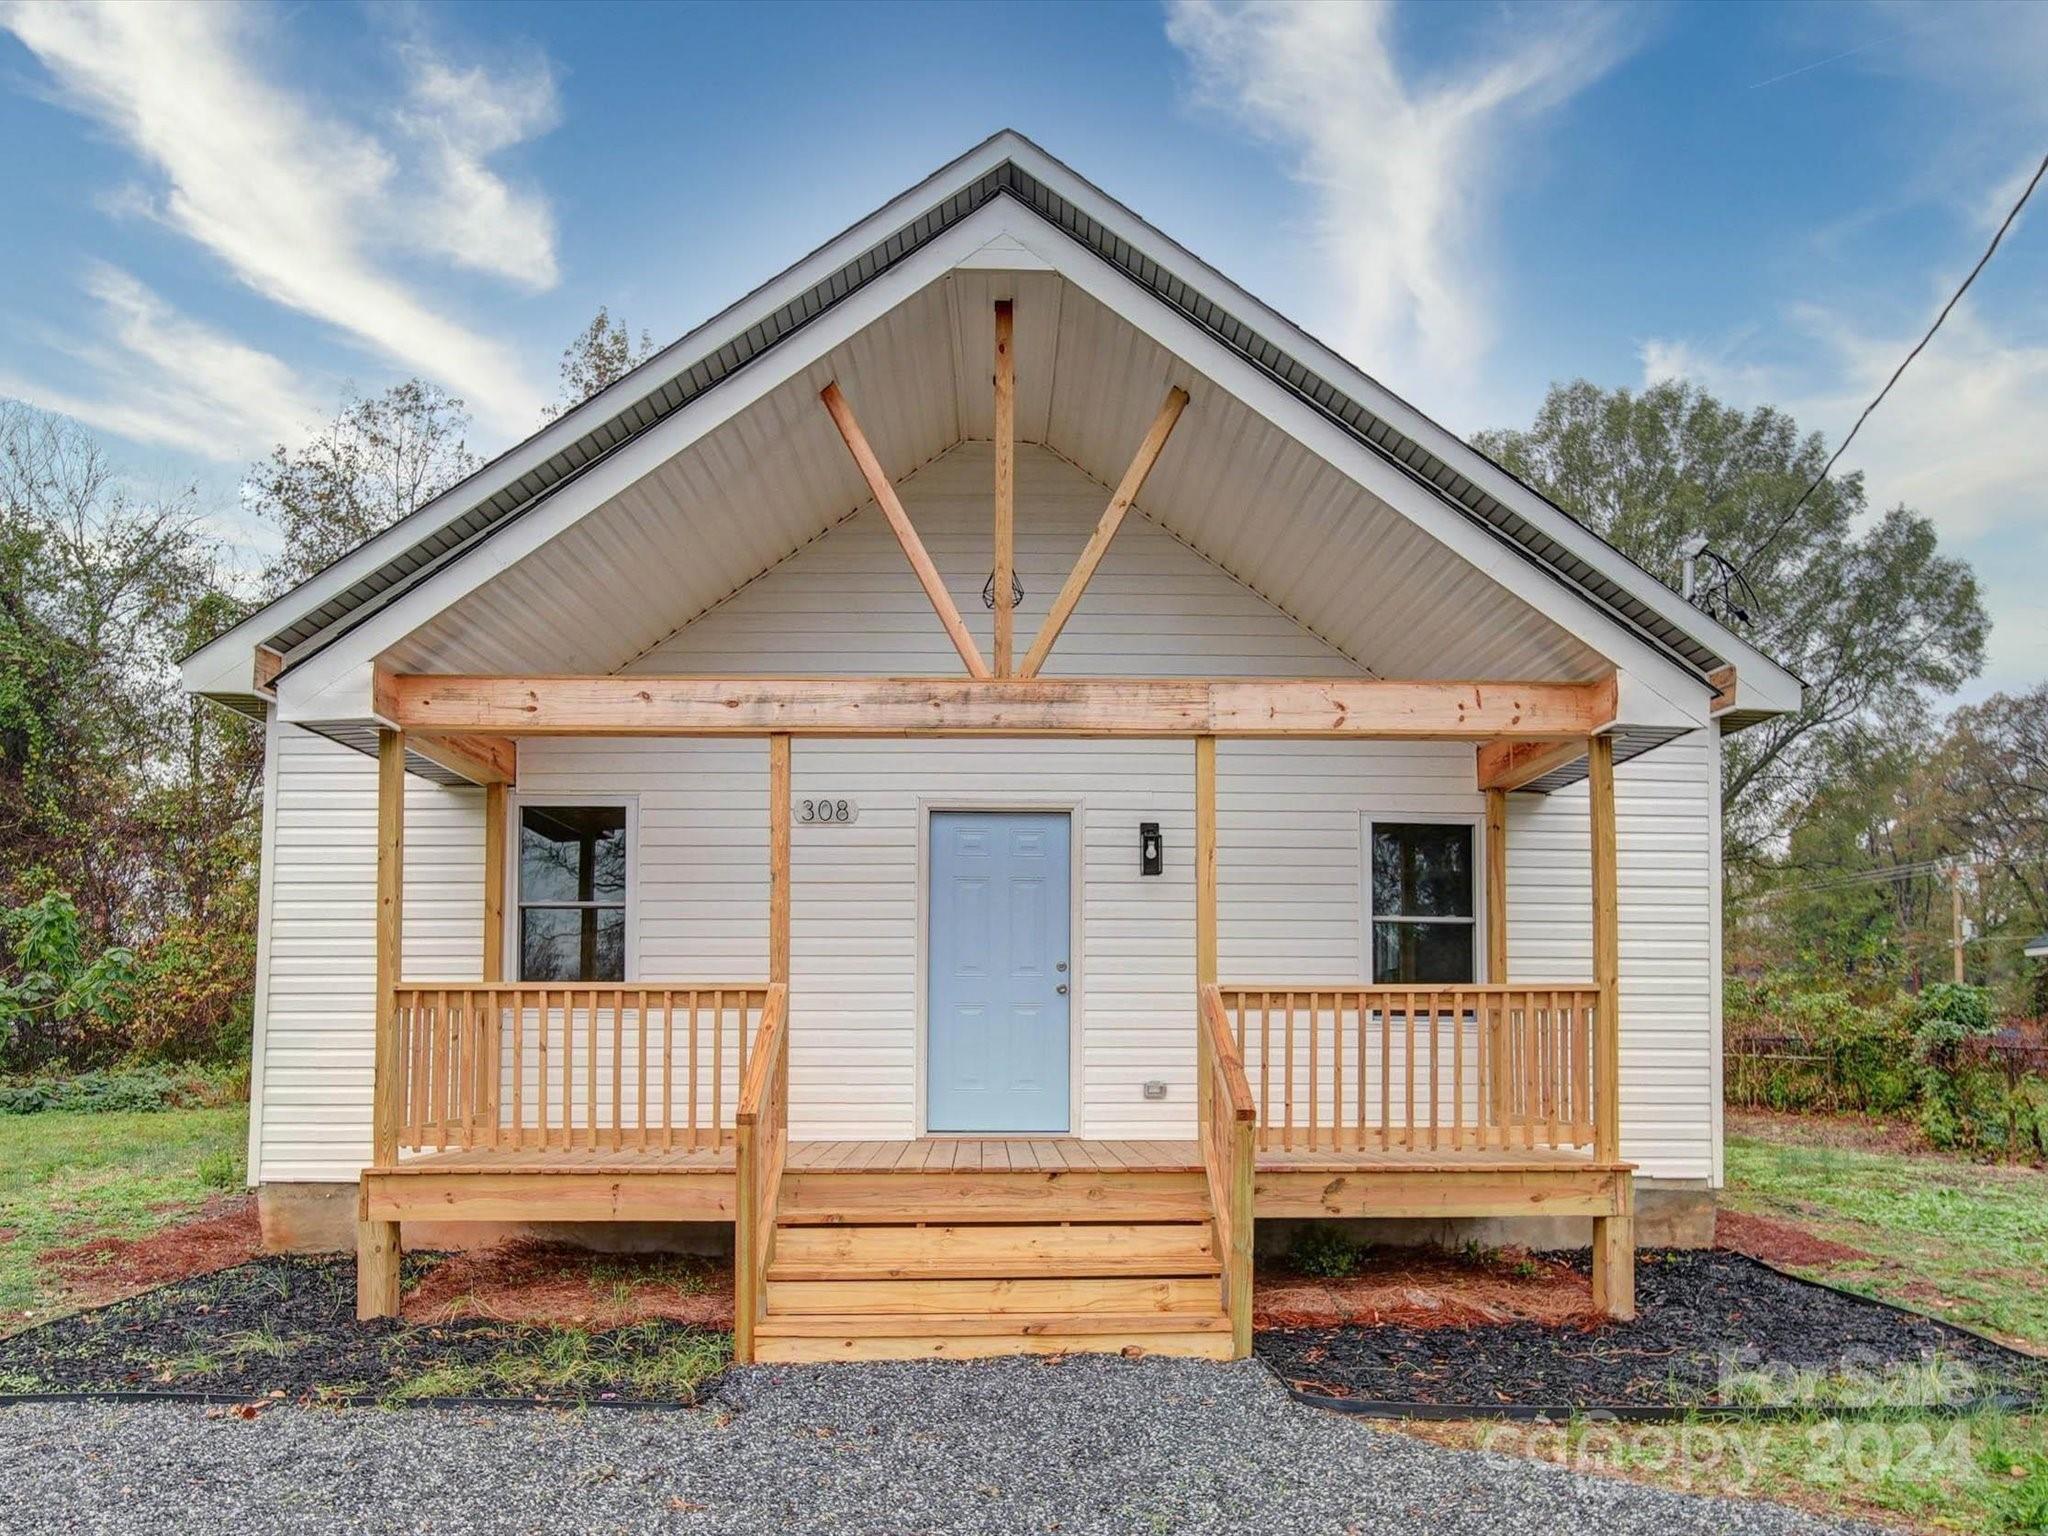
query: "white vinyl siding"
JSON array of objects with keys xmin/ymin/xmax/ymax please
[
  {"xmin": 250, "ymin": 442, "xmax": 1720, "ymax": 1183},
  {"xmin": 253, "ymin": 724, "xmax": 482, "ymax": 1183},
  {"xmin": 1506, "ymin": 734, "xmax": 1719, "ymax": 1182}
]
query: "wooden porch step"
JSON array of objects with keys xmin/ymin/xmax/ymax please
[
  {"xmin": 768, "ymin": 1221, "xmax": 1221, "ymax": 1280},
  {"xmin": 753, "ymin": 1314, "xmax": 1234, "ymax": 1363},
  {"xmin": 776, "ymin": 1169, "xmax": 1210, "ymax": 1225},
  {"xmin": 765, "ymin": 1274, "xmax": 1223, "ymax": 1317}
]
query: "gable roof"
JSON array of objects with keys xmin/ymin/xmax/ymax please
[{"xmin": 186, "ymin": 130, "xmax": 1800, "ymax": 731}]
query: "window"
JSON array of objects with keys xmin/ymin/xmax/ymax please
[
  {"xmin": 1369, "ymin": 820, "xmax": 1477, "ymax": 984},
  {"xmin": 517, "ymin": 803, "xmax": 629, "ymax": 982}
]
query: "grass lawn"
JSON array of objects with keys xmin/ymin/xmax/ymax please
[
  {"xmin": 0, "ymin": 1105, "xmax": 247, "ymax": 1325},
  {"xmin": 1723, "ymin": 1128, "xmax": 2048, "ymax": 1351}
]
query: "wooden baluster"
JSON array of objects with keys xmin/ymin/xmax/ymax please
[
  {"xmin": 737, "ymin": 990, "xmax": 750, "ymax": 1139},
  {"xmin": 1306, "ymin": 991, "xmax": 1319, "ymax": 1150},
  {"xmin": 1282, "ymin": 993, "xmax": 1295, "ymax": 1151},
  {"xmin": 1428, "ymin": 991, "xmax": 1443, "ymax": 1151},
  {"xmin": 1521, "ymin": 989, "xmax": 1537, "ymax": 1151},
  {"xmin": 1331, "ymin": 991, "xmax": 1345, "ymax": 1150},
  {"xmin": 633, "ymin": 988, "xmax": 647, "ymax": 1149},
  {"xmin": 535, "ymin": 989, "xmax": 549, "ymax": 1150},
  {"xmin": 1259, "ymin": 991, "xmax": 1272, "ymax": 1152},
  {"xmin": 1403, "ymin": 990, "xmax": 1416, "ymax": 1150},
  {"xmin": 610, "ymin": 991, "xmax": 623, "ymax": 1151},
  {"xmin": 429, "ymin": 989, "xmax": 446, "ymax": 1151},
  {"xmin": 1452, "ymin": 990, "xmax": 1464, "ymax": 1149},
  {"xmin": 509, "ymin": 989, "xmax": 524, "ymax": 1150},
  {"xmin": 1352, "ymin": 992, "xmax": 1365, "ymax": 1145},
  {"xmin": 687, "ymin": 989, "xmax": 701, "ymax": 1149},
  {"xmin": 1581, "ymin": 990, "xmax": 1596, "ymax": 1146},
  {"xmin": 712, "ymin": 988, "xmax": 724, "ymax": 1145},
  {"xmin": 581, "ymin": 988, "xmax": 595, "ymax": 1150},
  {"xmin": 661, "ymin": 989, "xmax": 674, "ymax": 1152}
]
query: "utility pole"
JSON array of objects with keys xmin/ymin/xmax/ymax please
[{"xmin": 1951, "ymin": 864, "xmax": 1966, "ymax": 984}]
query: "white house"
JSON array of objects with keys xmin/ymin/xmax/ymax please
[{"xmin": 182, "ymin": 132, "xmax": 1800, "ymax": 1363}]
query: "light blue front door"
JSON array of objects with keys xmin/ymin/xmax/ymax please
[{"xmin": 927, "ymin": 811, "xmax": 1071, "ymax": 1133}]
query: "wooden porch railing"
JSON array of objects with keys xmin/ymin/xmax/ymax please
[
  {"xmin": 390, "ymin": 983, "xmax": 773, "ymax": 1154},
  {"xmin": 1217, "ymin": 985, "xmax": 1602, "ymax": 1153},
  {"xmin": 1197, "ymin": 983, "xmax": 1255, "ymax": 1358},
  {"xmin": 733, "ymin": 983, "xmax": 790, "ymax": 1363}
]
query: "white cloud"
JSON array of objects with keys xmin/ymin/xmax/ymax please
[
  {"xmin": 1, "ymin": 0, "xmax": 556, "ymax": 438},
  {"xmin": 1165, "ymin": 0, "xmax": 1639, "ymax": 425},
  {"xmin": 393, "ymin": 43, "xmax": 561, "ymax": 291},
  {"xmin": 0, "ymin": 267, "xmax": 326, "ymax": 461}
]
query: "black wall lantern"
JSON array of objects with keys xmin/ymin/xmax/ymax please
[{"xmin": 1139, "ymin": 821, "xmax": 1163, "ymax": 877}]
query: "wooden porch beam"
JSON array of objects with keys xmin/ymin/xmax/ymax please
[
  {"xmin": 403, "ymin": 731, "xmax": 517, "ymax": 787},
  {"xmin": 1017, "ymin": 385, "xmax": 1189, "ymax": 679},
  {"xmin": 382, "ymin": 672, "xmax": 1620, "ymax": 741},
  {"xmin": 992, "ymin": 299, "xmax": 1016, "ymax": 677},
  {"xmin": 820, "ymin": 381, "xmax": 990, "ymax": 680},
  {"xmin": 1476, "ymin": 736, "xmax": 1585, "ymax": 792}
]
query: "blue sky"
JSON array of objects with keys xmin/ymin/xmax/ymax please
[{"xmin": 2, "ymin": 0, "xmax": 2043, "ymax": 695}]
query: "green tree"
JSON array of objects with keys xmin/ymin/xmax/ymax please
[
  {"xmin": 247, "ymin": 379, "xmax": 479, "ymax": 595},
  {"xmin": 543, "ymin": 306, "xmax": 655, "ymax": 421},
  {"xmin": 1475, "ymin": 380, "xmax": 1988, "ymax": 860}
]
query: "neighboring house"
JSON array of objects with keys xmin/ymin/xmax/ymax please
[{"xmin": 181, "ymin": 132, "xmax": 1800, "ymax": 1363}]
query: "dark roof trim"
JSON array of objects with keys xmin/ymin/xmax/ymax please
[{"xmin": 266, "ymin": 159, "xmax": 1727, "ymax": 685}]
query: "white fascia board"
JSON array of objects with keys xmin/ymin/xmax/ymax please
[
  {"xmin": 990, "ymin": 204, "xmax": 1711, "ymax": 728},
  {"xmin": 185, "ymin": 133, "xmax": 1029, "ymax": 699},
  {"xmin": 276, "ymin": 200, "xmax": 1016, "ymax": 722},
  {"xmin": 1003, "ymin": 139, "xmax": 1800, "ymax": 714}
]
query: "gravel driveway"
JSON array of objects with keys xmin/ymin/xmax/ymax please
[{"xmin": 0, "ymin": 1356, "xmax": 1875, "ymax": 1535}]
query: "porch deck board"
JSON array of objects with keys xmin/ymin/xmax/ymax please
[{"xmin": 390, "ymin": 1135, "xmax": 1616, "ymax": 1177}]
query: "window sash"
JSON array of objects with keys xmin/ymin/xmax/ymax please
[
  {"xmin": 514, "ymin": 801, "xmax": 632, "ymax": 984},
  {"xmin": 1367, "ymin": 818, "xmax": 1480, "ymax": 985}
]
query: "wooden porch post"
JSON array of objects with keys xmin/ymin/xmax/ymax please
[
  {"xmin": 483, "ymin": 783, "xmax": 506, "ymax": 982},
  {"xmin": 769, "ymin": 734, "xmax": 791, "ymax": 1088},
  {"xmin": 1195, "ymin": 735, "xmax": 1217, "ymax": 1103},
  {"xmin": 1484, "ymin": 788, "xmax": 1508, "ymax": 980},
  {"xmin": 1484, "ymin": 786, "xmax": 1510, "ymax": 1130},
  {"xmin": 358, "ymin": 729, "xmax": 405, "ymax": 1320},
  {"xmin": 1587, "ymin": 734, "xmax": 1634, "ymax": 1318}
]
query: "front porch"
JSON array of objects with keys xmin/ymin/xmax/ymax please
[{"xmin": 357, "ymin": 866, "xmax": 1634, "ymax": 1360}]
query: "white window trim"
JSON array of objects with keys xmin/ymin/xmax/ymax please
[
  {"xmin": 505, "ymin": 792, "xmax": 641, "ymax": 983},
  {"xmin": 1362, "ymin": 811, "xmax": 1488, "ymax": 986}
]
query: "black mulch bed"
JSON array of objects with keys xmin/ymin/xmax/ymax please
[
  {"xmin": 0, "ymin": 1256, "xmax": 729, "ymax": 1406},
  {"xmin": 1256, "ymin": 1250, "xmax": 2048, "ymax": 1412}
]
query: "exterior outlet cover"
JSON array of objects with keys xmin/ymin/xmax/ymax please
[{"xmin": 1142, "ymin": 1079, "xmax": 1168, "ymax": 1101}]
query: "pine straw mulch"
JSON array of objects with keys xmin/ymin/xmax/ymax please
[
  {"xmin": 401, "ymin": 1239, "xmax": 733, "ymax": 1329},
  {"xmin": 34, "ymin": 1194, "xmax": 263, "ymax": 1313},
  {"xmin": 1253, "ymin": 1247, "xmax": 1594, "ymax": 1331}
]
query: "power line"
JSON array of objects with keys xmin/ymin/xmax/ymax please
[{"xmin": 1743, "ymin": 149, "xmax": 2048, "ymax": 569}]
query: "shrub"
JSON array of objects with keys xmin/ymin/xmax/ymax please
[
  {"xmin": 0, "ymin": 892, "xmax": 136, "ymax": 1072},
  {"xmin": 0, "ymin": 1062, "xmax": 247, "ymax": 1115},
  {"xmin": 124, "ymin": 922, "xmax": 254, "ymax": 1066},
  {"xmin": 1291, "ymin": 1225, "xmax": 1360, "ymax": 1278}
]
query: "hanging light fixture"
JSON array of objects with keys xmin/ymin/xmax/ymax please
[{"xmin": 982, "ymin": 570, "xmax": 1024, "ymax": 610}]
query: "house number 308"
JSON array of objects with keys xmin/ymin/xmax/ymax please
[{"xmin": 797, "ymin": 799, "xmax": 857, "ymax": 824}]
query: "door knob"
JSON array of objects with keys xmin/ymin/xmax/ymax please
[{"xmin": 1056, "ymin": 983, "xmax": 1069, "ymax": 995}]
